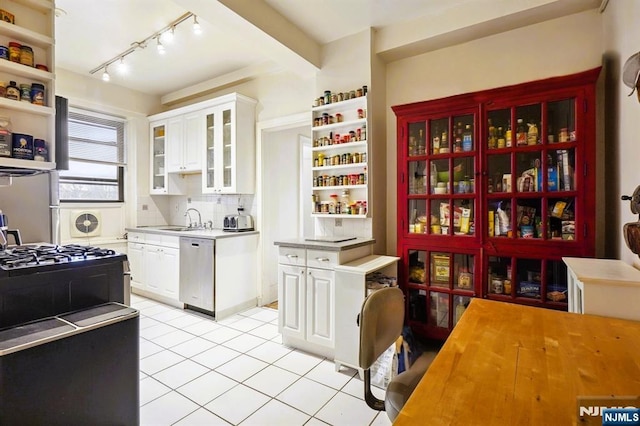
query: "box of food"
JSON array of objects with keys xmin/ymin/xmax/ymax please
[
  {"xmin": 0, "ymin": 9, "xmax": 15, "ymax": 24},
  {"xmin": 517, "ymin": 281, "xmax": 541, "ymax": 298},
  {"xmin": 431, "ymin": 253, "xmax": 451, "ymax": 287}
]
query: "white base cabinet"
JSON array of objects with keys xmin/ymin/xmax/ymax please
[
  {"xmin": 128, "ymin": 232, "xmax": 182, "ymax": 307},
  {"xmin": 334, "ymin": 255, "xmax": 400, "ymax": 376},
  {"xmin": 277, "ymin": 243, "xmax": 372, "ymax": 359},
  {"xmin": 563, "ymin": 257, "xmax": 640, "ymax": 321}
]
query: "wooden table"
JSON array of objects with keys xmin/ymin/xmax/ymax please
[{"xmin": 394, "ymin": 298, "xmax": 640, "ymax": 425}]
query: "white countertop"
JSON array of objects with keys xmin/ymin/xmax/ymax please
[
  {"xmin": 563, "ymin": 257, "xmax": 640, "ymax": 286},
  {"xmin": 126, "ymin": 226, "xmax": 259, "ymax": 240}
]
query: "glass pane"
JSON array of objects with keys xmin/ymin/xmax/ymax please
[
  {"xmin": 547, "ymin": 148, "xmax": 575, "ymax": 191},
  {"xmin": 487, "ymin": 256, "xmax": 512, "ymax": 295},
  {"xmin": 453, "ymin": 254, "xmax": 474, "ymax": 290},
  {"xmin": 408, "ymin": 121, "xmax": 426, "ymax": 156},
  {"xmin": 516, "ymin": 151, "xmax": 541, "ymax": 192},
  {"xmin": 409, "ymin": 160, "xmax": 427, "ymax": 195},
  {"xmin": 408, "ymin": 289, "xmax": 428, "ymax": 322},
  {"xmin": 515, "ymin": 104, "xmax": 541, "ymax": 146},
  {"xmin": 408, "ymin": 200, "xmax": 427, "ymax": 234},
  {"xmin": 548, "ymin": 197, "xmax": 575, "ymax": 240},
  {"xmin": 488, "ymin": 199, "xmax": 512, "ymax": 237},
  {"xmin": 516, "ymin": 258, "xmax": 542, "ymax": 299},
  {"xmin": 429, "ymin": 292, "xmax": 450, "ymax": 328},
  {"xmin": 408, "ymin": 250, "xmax": 427, "ymax": 285},
  {"xmin": 454, "ymin": 157, "xmax": 474, "ymax": 194},
  {"xmin": 547, "ymin": 99, "xmax": 575, "ymax": 143},
  {"xmin": 433, "ymin": 200, "xmax": 452, "ymax": 234},
  {"xmin": 453, "ymin": 199, "xmax": 474, "ymax": 236},
  {"xmin": 546, "ymin": 261, "xmax": 568, "ymax": 303},
  {"xmin": 453, "ymin": 296, "xmax": 471, "ymax": 326},
  {"xmin": 431, "ymin": 158, "xmax": 450, "ymax": 194},
  {"xmin": 452, "ymin": 114, "xmax": 474, "ymax": 153},
  {"xmin": 430, "ymin": 252, "xmax": 451, "ymax": 288},
  {"xmin": 487, "ymin": 154, "xmax": 511, "ymax": 193},
  {"xmin": 429, "ymin": 118, "xmax": 448, "ymax": 155},
  {"xmin": 487, "ymin": 108, "xmax": 510, "ymax": 149},
  {"xmin": 206, "ymin": 113, "xmax": 215, "ymax": 188},
  {"xmin": 516, "ymin": 199, "xmax": 542, "ymax": 239}
]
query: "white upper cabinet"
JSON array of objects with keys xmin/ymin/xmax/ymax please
[
  {"xmin": 202, "ymin": 94, "xmax": 256, "ymax": 194},
  {"xmin": 148, "ymin": 92, "xmax": 256, "ymax": 195}
]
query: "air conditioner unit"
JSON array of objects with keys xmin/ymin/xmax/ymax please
[{"xmin": 70, "ymin": 210, "xmax": 102, "ymax": 238}]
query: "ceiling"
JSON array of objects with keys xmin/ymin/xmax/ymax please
[{"xmin": 54, "ymin": 0, "xmax": 602, "ymax": 101}]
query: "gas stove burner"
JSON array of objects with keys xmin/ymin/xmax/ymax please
[{"xmin": 0, "ymin": 244, "xmax": 122, "ymax": 271}]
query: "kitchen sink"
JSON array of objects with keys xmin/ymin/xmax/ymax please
[{"xmin": 153, "ymin": 226, "xmax": 203, "ymax": 232}]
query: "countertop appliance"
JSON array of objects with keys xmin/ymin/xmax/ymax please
[
  {"xmin": 0, "ymin": 171, "xmax": 60, "ymax": 244},
  {"xmin": 0, "ymin": 302, "xmax": 139, "ymax": 425},
  {"xmin": 179, "ymin": 237, "xmax": 215, "ymax": 314},
  {"xmin": 223, "ymin": 213, "xmax": 254, "ymax": 232}
]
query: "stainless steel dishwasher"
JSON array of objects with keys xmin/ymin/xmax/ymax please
[{"xmin": 179, "ymin": 237, "xmax": 215, "ymax": 313}]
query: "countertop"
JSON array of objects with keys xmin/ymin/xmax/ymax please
[
  {"xmin": 126, "ymin": 226, "xmax": 259, "ymax": 240},
  {"xmin": 273, "ymin": 237, "xmax": 375, "ymax": 251},
  {"xmin": 394, "ymin": 298, "xmax": 640, "ymax": 426}
]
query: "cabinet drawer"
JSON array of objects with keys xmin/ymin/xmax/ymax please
[
  {"xmin": 307, "ymin": 249, "xmax": 339, "ymax": 269},
  {"xmin": 145, "ymin": 233, "xmax": 180, "ymax": 248},
  {"xmin": 278, "ymin": 247, "xmax": 306, "ymax": 266},
  {"xmin": 127, "ymin": 232, "xmax": 145, "ymax": 243}
]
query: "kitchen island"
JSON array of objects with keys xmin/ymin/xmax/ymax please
[
  {"xmin": 126, "ymin": 226, "xmax": 258, "ymax": 320},
  {"xmin": 394, "ymin": 298, "xmax": 640, "ymax": 426},
  {"xmin": 274, "ymin": 237, "xmax": 375, "ymax": 359}
]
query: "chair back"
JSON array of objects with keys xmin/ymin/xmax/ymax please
[{"xmin": 358, "ymin": 287, "xmax": 405, "ymax": 369}]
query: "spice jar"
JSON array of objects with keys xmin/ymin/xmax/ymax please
[
  {"xmin": 0, "ymin": 81, "xmax": 5, "ymax": 98},
  {"xmin": 5, "ymin": 81, "xmax": 19, "ymax": 100},
  {"xmin": 0, "ymin": 46, "xmax": 7, "ymax": 60},
  {"xmin": 19, "ymin": 45, "xmax": 34, "ymax": 67},
  {"xmin": 19, "ymin": 84, "xmax": 30, "ymax": 102},
  {"xmin": 8, "ymin": 42, "xmax": 20, "ymax": 63}
]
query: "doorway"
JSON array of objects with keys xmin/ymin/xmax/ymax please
[{"xmin": 257, "ymin": 113, "xmax": 310, "ymax": 306}]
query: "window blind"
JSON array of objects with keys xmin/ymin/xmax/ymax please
[{"xmin": 68, "ymin": 109, "xmax": 125, "ymax": 165}]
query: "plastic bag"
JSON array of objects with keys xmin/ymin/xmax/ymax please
[{"xmin": 370, "ymin": 342, "xmax": 398, "ymax": 389}]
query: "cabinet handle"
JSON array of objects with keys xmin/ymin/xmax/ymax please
[
  {"xmin": 286, "ymin": 254, "xmax": 298, "ymax": 259},
  {"xmin": 316, "ymin": 257, "xmax": 330, "ymax": 262}
]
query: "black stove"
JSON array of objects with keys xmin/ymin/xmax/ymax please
[
  {"xmin": 0, "ymin": 244, "xmax": 129, "ymax": 328},
  {"xmin": 0, "ymin": 244, "xmax": 126, "ymax": 277}
]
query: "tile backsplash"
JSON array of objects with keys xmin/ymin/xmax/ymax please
[{"xmin": 136, "ymin": 175, "xmax": 256, "ymax": 229}]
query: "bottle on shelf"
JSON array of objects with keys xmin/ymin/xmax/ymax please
[
  {"xmin": 487, "ymin": 119, "xmax": 496, "ymax": 149},
  {"xmin": 505, "ymin": 120, "xmax": 512, "ymax": 147},
  {"xmin": 527, "ymin": 118, "xmax": 538, "ymax": 145},
  {"xmin": 340, "ymin": 189, "xmax": 351, "ymax": 214},
  {"xmin": 409, "ymin": 131, "xmax": 416, "ymax": 156},
  {"xmin": 463, "ymin": 124, "xmax": 473, "ymax": 151},
  {"xmin": 417, "ymin": 129, "xmax": 425, "ymax": 155},
  {"xmin": 441, "ymin": 128, "xmax": 449, "ymax": 153},
  {"xmin": 454, "ymin": 122, "xmax": 463, "ymax": 152},
  {"xmin": 432, "ymin": 125, "xmax": 440, "ymax": 154},
  {"xmin": 516, "ymin": 118, "xmax": 527, "ymax": 146},
  {"xmin": 497, "ymin": 126, "xmax": 505, "ymax": 149}
]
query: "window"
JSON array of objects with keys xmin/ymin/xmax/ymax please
[{"xmin": 59, "ymin": 108, "xmax": 126, "ymax": 202}]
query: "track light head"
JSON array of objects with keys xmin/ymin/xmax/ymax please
[
  {"xmin": 156, "ymin": 38, "xmax": 165, "ymax": 54},
  {"xmin": 102, "ymin": 67, "xmax": 110, "ymax": 82},
  {"xmin": 193, "ymin": 15, "xmax": 201, "ymax": 34}
]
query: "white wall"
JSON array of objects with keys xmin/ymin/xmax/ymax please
[
  {"xmin": 602, "ymin": 1, "xmax": 640, "ymax": 267},
  {"xmin": 384, "ymin": 9, "xmax": 604, "ymax": 254},
  {"xmin": 56, "ymin": 69, "xmax": 162, "ymax": 244}
]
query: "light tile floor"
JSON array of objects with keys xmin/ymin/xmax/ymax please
[{"xmin": 132, "ymin": 294, "xmax": 392, "ymax": 426}]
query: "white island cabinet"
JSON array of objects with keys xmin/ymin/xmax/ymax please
[
  {"xmin": 275, "ymin": 238, "xmax": 374, "ymax": 359},
  {"xmin": 334, "ymin": 255, "xmax": 399, "ymax": 377},
  {"xmin": 563, "ymin": 257, "xmax": 640, "ymax": 321}
]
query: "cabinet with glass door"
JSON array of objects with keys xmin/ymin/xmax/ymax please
[
  {"xmin": 202, "ymin": 94, "xmax": 257, "ymax": 194},
  {"xmin": 394, "ymin": 68, "xmax": 600, "ymax": 339}
]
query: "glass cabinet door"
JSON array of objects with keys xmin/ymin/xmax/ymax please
[
  {"xmin": 151, "ymin": 123, "xmax": 166, "ymax": 193},
  {"xmin": 222, "ymin": 108, "xmax": 233, "ymax": 189},
  {"xmin": 204, "ymin": 111, "xmax": 216, "ymax": 191}
]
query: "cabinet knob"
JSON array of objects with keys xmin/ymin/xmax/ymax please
[{"xmin": 300, "ymin": 270, "xmax": 305, "ymax": 275}]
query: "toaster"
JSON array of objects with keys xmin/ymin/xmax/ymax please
[{"xmin": 223, "ymin": 214, "xmax": 254, "ymax": 232}]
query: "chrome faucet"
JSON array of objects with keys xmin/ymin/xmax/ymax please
[{"xmin": 184, "ymin": 208, "xmax": 202, "ymax": 228}]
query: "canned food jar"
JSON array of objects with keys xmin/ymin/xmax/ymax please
[
  {"xmin": 19, "ymin": 84, "xmax": 30, "ymax": 102},
  {"xmin": 0, "ymin": 81, "xmax": 5, "ymax": 98},
  {"xmin": 8, "ymin": 42, "xmax": 20, "ymax": 63},
  {"xmin": 30, "ymin": 83, "xmax": 45, "ymax": 105},
  {"xmin": 0, "ymin": 46, "xmax": 8, "ymax": 60},
  {"xmin": 5, "ymin": 80, "xmax": 19, "ymax": 100},
  {"xmin": 35, "ymin": 64, "xmax": 49, "ymax": 72},
  {"xmin": 20, "ymin": 45, "xmax": 34, "ymax": 67}
]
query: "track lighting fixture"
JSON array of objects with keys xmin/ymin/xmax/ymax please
[
  {"xmin": 89, "ymin": 12, "xmax": 202, "ymax": 81},
  {"xmin": 102, "ymin": 66, "xmax": 110, "ymax": 82},
  {"xmin": 193, "ymin": 15, "xmax": 201, "ymax": 34}
]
